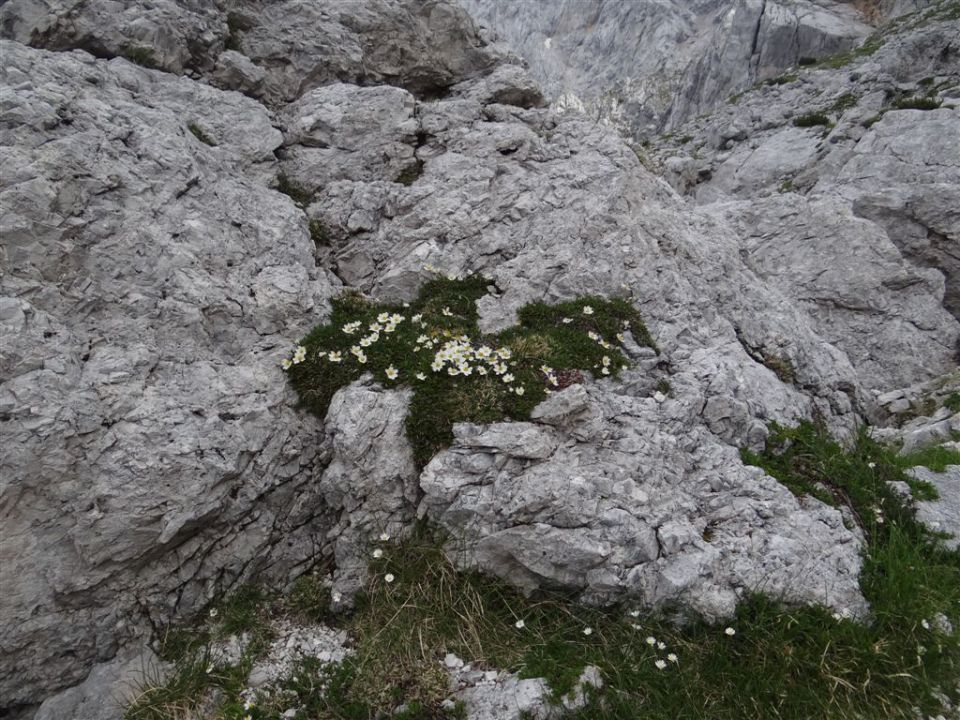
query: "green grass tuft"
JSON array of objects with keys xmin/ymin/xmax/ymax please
[
  {"xmin": 187, "ymin": 122, "xmax": 217, "ymax": 147},
  {"xmin": 284, "ymin": 274, "xmax": 654, "ymax": 467},
  {"xmin": 793, "ymin": 112, "xmax": 832, "ymax": 128},
  {"xmin": 892, "ymin": 96, "xmax": 942, "ymax": 111},
  {"xmin": 122, "ymin": 46, "xmax": 159, "ymax": 69},
  {"xmin": 276, "ymin": 173, "xmax": 313, "ymax": 207}
]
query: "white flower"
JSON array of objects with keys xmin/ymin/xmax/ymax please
[
  {"xmin": 921, "ymin": 619, "xmax": 930, "ymax": 630},
  {"xmin": 654, "ymin": 659, "xmax": 667, "ymax": 670},
  {"xmin": 515, "ymin": 619, "xmax": 525, "ymax": 629},
  {"xmin": 442, "ymin": 307, "xmax": 454, "ymax": 317},
  {"xmin": 332, "ymin": 590, "xmax": 342, "ymax": 603},
  {"xmin": 667, "ymin": 653, "xmax": 678, "ymax": 663},
  {"xmin": 355, "ymin": 351, "xmax": 367, "ymax": 364},
  {"xmin": 646, "ymin": 636, "xmax": 656, "ymax": 646},
  {"xmin": 601, "ymin": 367, "xmax": 610, "ymax": 375},
  {"xmin": 243, "ymin": 699, "xmax": 254, "ymax": 710},
  {"xmin": 281, "ymin": 358, "xmax": 292, "ymax": 370},
  {"xmin": 657, "ymin": 641, "xmax": 666, "ymax": 650},
  {"xmin": 384, "ymin": 573, "xmax": 395, "ymax": 583},
  {"xmin": 616, "ymin": 333, "xmax": 625, "ymax": 343},
  {"xmin": 328, "ymin": 351, "xmax": 342, "ymax": 363},
  {"xmin": 385, "ymin": 366, "xmax": 399, "ymax": 380},
  {"xmin": 582, "ymin": 627, "xmax": 593, "ymax": 636},
  {"xmin": 384, "ymin": 323, "xmax": 397, "ymax": 333},
  {"xmin": 316, "ymin": 351, "xmax": 327, "ymax": 360},
  {"xmin": 431, "ymin": 360, "xmax": 444, "ymax": 372},
  {"xmin": 417, "ymin": 335, "xmax": 430, "ymax": 344},
  {"xmin": 379, "ymin": 532, "xmax": 390, "ymax": 541},
  {"xmin": 602, "ymin": 355, "xmax": 611, "ymax": 366},
  {"xmin": 477, "ymin": 366, "xmax": 488, "ymax": 375},
  {"xmin": 372, "ymin": 549, "xmax": 383, "ymax": 559},
  {"xmin": 411, "ymin": 314, "xmax": 423, "ymax": 323},
  {"xmin": 515, "ymin": 386, "xmax": 525, "ymax": 396},
  {"xmin": 629, "ymin": 609, "xmax": 640, "ymax": 618},
  {"xmin": 342, "ymin": 321, "xmax": 361, "ymax": 334},
  {"xmin": 588, "ymin": 331, "xmax": 600, "ymax": 341},
  {"xmin": 540, "ymin": 365, "xmax": 553, "ymax": 375},
  {"xmin": 725, "ymin": 627, "xmax": 736, "ymax": 636},
  {"xmin": 206, "ymin": 664, "xmax": 214, "ymax": 674},
  {"xmin": 562, "ymin": 317, "xmax": 573, "ymax": 324},
  {"xmin": 460, "ymin": 365, "xmax": 473, "ymax": 376},
  {"xmin": 416, "ymin": 372, "xmax": 427, "ymax": 381},
  {"xmin": 867, "ymin": 462, "xmax": 876, "ymax": 469},
  {"xmin": 209, "ymin": 608, "xmax": 219, "ymax": 618},
  {"xmin": 582, "ymin": 306, "xmax": 594, "ymax": 315},
  {"xmin": 448, "ymin": 366, "xmax": 460, "ymax": 376},
  {"xmin": 377, "ymin": 312, "xmax": 390, "ymax": 323},
  {"xmin": 502, "ymin": 373, "xmax": 515, "ymax": 383}
]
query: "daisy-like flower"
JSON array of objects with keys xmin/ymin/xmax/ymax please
[
  {"xmin": 385, "ymin": 366, "xmax": 399, "ymax": 380},
  {"xmin": 209, "ymin": 608, "xmax": 219, "ymax": 618},
  {"xmin": 645, "ymin": 637, "xmax": 656, "ymax": 646},
  {"xmin": 628, "ymin": 609, "xmax": 640, "ymax": 618},
  {"xmin": 293, "ymin": 345, "xmax": 306, "ymax": 364},
  {"xmin": 868, "ymin": 462, "xmax": 876, "ymax": 469},
  {"xmin": 588, "ymin": 331, "xmax": 600, "ymax": 341},
  {"xmin": 384, "ymin": 322, "xmax": 397, "ymax": 333},
  {"xmin": 582, "ymin": 306, "xmax": 594, "ymax": 315},
  {"xmin": 411, "ymin": 313, "xmax": 423, "ymax": 323},
  {"xmin": 379, "ymin": 532, "xmax": 390, "ymax": 541},
  {"xmin": 368, "ymin": 322, "xmax": 382, "ymax": 333},
  {"xmin": 442, "ymin": 307, "xmax": 454, "ymax": 317},
  {"xmin": 921, "ymin": 619, "xmax": 931, "ymax": 630},
  {"xmin": 667, "ymin": 653, "xmax": 678, "ymax": 663},
  {"xmin": 417, "ymin": 335, "xmax": 430, "ymax": 344},
  {"xmin": 562, "ymin": 317, "xmax": 573, "ymax": 324},
  {"xmin": 432, "ymin": 360, "xmax": 444, "ymax": 372},
  {"xmin": 498, "ymin": 348, "xmax": 512, "ymax": 360},
  {"xmin": 316, "ymin": 351, "xmax": 327, "ymax": 360},
  {"xmin": 415, "ymin": 372, "xmax": 427, "ymax": 380},
  {"xmin": 515, "ymin": 619, "xmax": 525, "ymax": 629},
  {"xmin": 502, "ymin": 373, "xmax": 515, "ymax": 383},
  {"xmin": 602, "ymin": 355, "xmax": 611, "ymax": 366},
  {"xmin": 328, "ymin": 351, "xmax": 342, "ymax": 363},
  {"xmin": 494, "ymin": 363, "xmax": 508, "ymax": 375},
  {"xmin": 582, "ymin": 627, "xmax": 593, "ymax": 636},
  {"xmin": 657, "ymin": 641, "xmax": 666, "ymax": 650},
  {"xmin": 377, "ymin": 312, "xmax": 390, "ymax": 323},
  {"xmin": 384, "ymin": 573, "xmax": 395, "ymax": 583},
  {"xmin": 356, "ymin": 351, "xmax": 367, "ymax": 364},
  {"xmin": 540, "ymin": 365, "xmax": 554, "ymax": 375},
  {"xmin": 281, "ymin": 357, "xmax": 293, "ymax": 370},
  {"xmin": 477, "ymin": 366, "xmax": 488, "ymax": 375},
  {"xmin": 331, "ymin": 590, "xmax": 342, "ymax": 603},
  {"xmin": 372, "ymin": 549, "xmax": 384, "ymax": 559},
  {"xmin": 390, "ymin": 314, "xmax": 404, "ymax": 324},
  {"xmin": 448, "ymin": 366, "xmax": 460, "ymax": 376},
  {"xmin": 342, "ymin": 321, "xmax": 361, "ymax": 334},
  {"xmin": 654, "ymin": 659, "xmax": 667, "ymax": 670},
  {"xmin": 243, "ymin": 699, "xmax": 255, "ymax": 710},
  {"xmin": 601, "ymin": 367, "xmax": 611, "ymax": 375},
  {"xmin": 515, "ymin": 386, "xmax": 525, "ymax": 396},
  {"xmin": 725, "ymin": 627, "xmax": 736, "ymax": 636}
]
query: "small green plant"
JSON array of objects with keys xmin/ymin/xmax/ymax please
[
  {"xmin": 830, "ymin": 92, "xmax": 859, "ymax": 114},
  {"xmin": 765, "ymin": 73, "xmax": 798, "ymax": 86},
  {"xmin": 187, "ymin": 122, "xmax": 217, "ymax": 147},
  {"xmin": 798, "ymin": 56, "xmax": 818, "ymax": 66},
  {"xmin": 892, "ymin": 96, "xmax": 942, "ymax": 110},
  {"xmin": 276, "ymin": 173, "xmax": 313, "ymax": 207},
  {"xmin": 778, "ymin": 178, "xmax": 794, "ymax": 193},
  {"xmin": 862, "ymin": 112, "xmax": 885, "ymax": 128},
  {"xmin": 761, "ymin": 353, "xmax": 795, "ymax": 384},
  {"xmin": 655, "ymin": 378, "xmax": 671, "ymax": 395},
  {"xmin": 394, "ymin": 159, "xmax": 425, "ymax": 186},
  {"xmin": 283, "ymin": 272, "xmax": 654, "ymax": 467},
  {"xmin": 944, "ymin": 392, "xmax": 960, "ymax": 413},
  {"xmin": 225, "ymin": 12, "xmax": 249, "ymax": 52},
  {"xmin": 792, "ymin": 112, "xmax": 832, "ymax": 128},
  {"xmin": 122, "ymin": 45, "xmax": 158, "ymax": 69},
  {"xmin": 308, "ymin": 218, "xmax": 330, "ymax": 246}
]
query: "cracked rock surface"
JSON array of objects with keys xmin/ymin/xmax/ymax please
[{"xmin": 1, "ymin": 0, "xmax": 958, "ymax": 714}]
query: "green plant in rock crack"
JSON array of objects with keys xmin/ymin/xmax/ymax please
[{"xmin": 283, "ymin": 271, "xmax": 656, "ymax": 467}]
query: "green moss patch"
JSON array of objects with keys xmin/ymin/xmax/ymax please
[{"xmin": 284, "ymin": 273, "xmax": 654, "ymax": 467}]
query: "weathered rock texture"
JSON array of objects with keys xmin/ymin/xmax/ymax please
[
  {"xmin": 1, "ymin": 0, "xmax": 958, "ymax": 715},
  {"xmin": 457, "ymin": 0, "xmax": 914, "ymax": 134}
]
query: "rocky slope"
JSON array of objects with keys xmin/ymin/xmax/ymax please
[
  {"xmin": 0, "ymin": 0, "xmax": 958, "ymax": 716},
  {"xmin": 458, "ymin": 0, "xmax": 936, "ymax": 135}
]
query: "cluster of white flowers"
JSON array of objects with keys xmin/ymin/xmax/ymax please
[
  {"xmin": 428, "ymin": 339, "xmax": 520, "ymax": 390},
  {"xmin": 639, "ymin": 632, "xmax": 678, "ymax": 670},
  {"xmin": 540, "ymin": 365, "xmax": 560, "ymax": 388},
  {"xmin": 281, "ymin": 344, "xmax": 307, "ymax": 371}
]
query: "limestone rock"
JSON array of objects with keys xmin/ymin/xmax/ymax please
[
  {"xmin": 906, "ymin": 465, "xmax": 960, "ymax": 550},
  {"xmin": 0, "ymin": 41, "xmax": 339, "ymax": 708}
]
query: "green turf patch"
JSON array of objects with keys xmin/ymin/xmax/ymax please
[{"xmin": 283, "ymin": 273, "xmax": 655, "ymax": 467}]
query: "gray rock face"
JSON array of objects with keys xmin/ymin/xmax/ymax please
[
  {"xmin": 418, "ymin": 387, "xmax": 866, "ymax": 618},
  {"xmin": 2, "ymin": 0, "xmax": 958, "ymax": 713},
  {"xmin": 0, "ymin": 43, "xmax": 339, "ymax": 709},
  {"xmin": 458, "ymin": 0, "xmax": 879, "ymax": 134},
  {"xmin": 907, "ymin": 465, "xmax": 960, "ymax": 549},
  {"xmin": 0, "ymin": 0, "xmax": 514, "ymax": 105}
]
